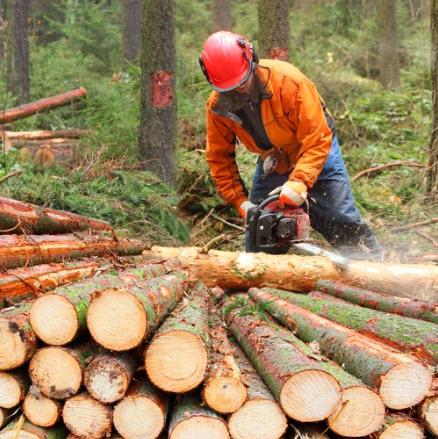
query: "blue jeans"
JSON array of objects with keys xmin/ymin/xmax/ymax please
[{"xmin": 248, "ymin": 136, "xmax": 382, "ymax": 258}]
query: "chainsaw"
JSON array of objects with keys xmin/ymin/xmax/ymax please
[{"xmin": 245, "ymin": 194, "xmax": 349, "ymax": 270}]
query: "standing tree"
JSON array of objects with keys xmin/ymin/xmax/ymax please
[
  {"xmin": 377, "ymin": 0, "xmax": 400, "ymax": 89},
  {"xmin": 427, "ymin": 0, "xmax": 438, "ymax": 200},
  {"xmin": 212, "ymin": 0, "xmax": 232, "ymax": 31},
  {"xmin": 406, "ymin": 0, "xmax": 423, "ymax": 20},
  {"xmin": 121, "ymin": 0, "xmax": 141, "ymax": 64},
  {"xmin": 0, "ymin": 0, "xmax": 5, "ymax": 60},
  {"xmin": 139, "ymin": 0, "xmax": 177, "ymax": 184},
  {"xmin": 258, "ymin": 0, "xmax": 289, "ymax": 61}
]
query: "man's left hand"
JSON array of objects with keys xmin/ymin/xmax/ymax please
[{"xmin": 269, "ymin": 180, "xmax": 307, "ymax": 207}]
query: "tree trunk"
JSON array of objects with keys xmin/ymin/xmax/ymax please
[
  {"xmin": 23, "ymin": 389, "xmax": 61, "ymax": 427},
  {"xmin": 275, "ymin": 289, "xmax": 438, "ymax": 364},
  {"xmin": 0, "ymin": 196, "xmax": 112, "ymax": 234},
  {"xmin": 315, "ymin": 279, "xmax": 438, "ymax": 324},
  {"xmin": 121, "ymin": 0, "xmax": 141, "ymax": 64},
  {"xmin": 142, "ymin": 246, "xmax": 438, "ymax": 301},
  {"xmin": 139, "ymin": 0, "xmax": 177, "ymax": 184},
  {"xmin": 0, "ymin": 370, "xmax": 28, "ymax": 408},
  {"xmin": 30, "ymin": 266, "xmax": 175, "ymax": 346},
  {"xmin": 145, "ymin": 283, "xmax": 210, "ymax": 393},
  {"xmin": 0, "ymin": 260, "xmax": 100, "ymax": 308},
  {"xmin": 0, "ymin": 87, "xmax": 87, "ymax": 124},
  {"xmin": 0, "ymin": 1, "xmax": 5, "ymax": 60},
  {"xmin": 408, "ymin": 0, "xmax": 423, "ymax": 20},
  {"xmin": 113, "ymin": 374, "xmax": 169, "ymax": 439},
  {"xmin": 0, "ymin": 233, "xmax": 146, "ymax": 270},
  {"xmin": 87, "ymin": 271, "xmax": 188, "ymax": 351},
  {"xmin": 7, "ymin": 0, "xmax": 30, "ymax": 104},
  {"xmin": 223, "ymin": 299, "xmax": 342, "ymax": 422},
  {"xmin": 0, "ymin": 419, "xmax": 66, "ymax": 438},
  {"xmin": 377, "ymin": 0, "xmax": 400, "ymax": 88},
  {"xmin": 212, "ymin": 0, "xmax": 232, "ymax": 31},
  {"xmin": 28, "ymin": 343, "xmax": 98, "ymax": 399},
  {"xmin": 0, "ymin": 303, "xmax": 36, "ymax": 370},
  {"xmin": 248, "ymin": 288, "xmax": 433, "ymax": 410},
  {"xmin": 168, "ymin": 394, "xmax": 229, "ymax": 439},
  {"xmin": 420, "ymin": 396, "xmax": 438, "ymax": 436},
  {"xmin": 228, "ymin": 343, "xmax": 288, "ymax": 439},
  {"xmin": 84, "ymin": 352, "xmax": 137, "ymax": 404},
  {"xmin": 258, "ymin": 0, "xmax": 289, "ymax": 61},
  {"xmin": 62, "ymin": 392, "xmax": 112, "ymax": 439},
  {"xmin": 427, "ymin": 0, "xmax": 438, "ymax": 200},
  {"xmin": 376, "ymin": 415, "xmax": 424, "ymax": 438}
]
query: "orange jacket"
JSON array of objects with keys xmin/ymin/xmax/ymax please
[{"xmin": 205, "ymin": 59, "xmax": 333, "ymax": 209}]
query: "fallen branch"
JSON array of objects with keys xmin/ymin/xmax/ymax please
[
  {"xmin": 415, "ymin": 230, "xmax": 438, "ymax": 247},
  {"xmin": 211, "ymin": 213, "xmax": 245, "ymax": 231},
  {"xmin": 352, "ymin": 160, "xmax": 425, "ymax": 181},
  {"xmin": 1, "ymin": 129, "xmax": 90, "ymax": 141},
  {"xmin": 391, "ymin": 217, "xmax": 438, "ymax": 232},
  {"xmin": 0, "ymin": 171, "xmax": 22, "ymax": 186}
]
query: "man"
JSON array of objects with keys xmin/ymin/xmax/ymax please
[{"xmin": 199, "ymin": 30, "xmax": 382, "ymax": 259}]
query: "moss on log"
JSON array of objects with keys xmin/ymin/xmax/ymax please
[
  {"xmin": 248, "ymin": 287, "xmax": 432, "ymax": 410},
  {"xmin": 315, "ymin": 279, "xmax": 438, "ymax": 324},
  {"xmin": 145, "ymin": 282, "xmax": 210, "ymax": 392}
]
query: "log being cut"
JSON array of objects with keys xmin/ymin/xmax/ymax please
[
  {"xmin": 248, "ymin": 288, "xmax": 433, "ymax": 410},
  {"xmin": 0, "ymin": 196, "xmax": 112, "ymax": 234},
  {"xmin": 142, "ymin": 246, "xmax": 438, "ymax": 301},
  {"xmin": 0, "ymin": 233, "xmax": 146, "ymax": 270}
]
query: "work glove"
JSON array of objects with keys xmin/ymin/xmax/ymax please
[
  {"xmin": 238, "ymin": 200, "xmax": 256, "ymax": 219},
  {"xmin": 269, "ymin": 180, "xmax": 307, "ymax": 207}
]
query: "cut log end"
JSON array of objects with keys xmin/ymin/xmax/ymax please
[
  {"xmin": 87, "ymin": 289, "xmax": 147, "ymax": 351},
  {"xmin": 30, "ymin": 294, "xmax": 78, "ymax": 346},
  {"xmin": 146, "ymin": 330, "xmax": 208, "ymax": 393},
  {"xmin": 63, "ymin": 394, "xmax": 112, "ymax": 439},
  {"xmin": 113, "ymin": 395, "xmax": 166, "ymax": 439},
  {"xmin": 327, "ymin": 386, "xmax": 385, "ymax": 437},
  {"xmin": 380, "ymin": 420, "xmax": 424, "ymax": 439},
  {"xmin": 23, "ymin": 391, "xmax": 60, "ymax": 427},
  {"xmin": 29, "ymin": 347, "xmax": 82, "ymax": 399},
  {"xmin": 0, "ymin": 319, "xmax": 32, "ymax": 370},
  {"xmin": 279, "ymin": 369, "xmax": 341, "ymax": 422},
  {"xmin": 0, "ymin": 432, "xmax": 41, "ymax": 439},
  {"xmin": 169, "ymin": 416, "xmax": 230, "ymax": 439},
  {"xmin": 203, "ymin": 376, "xmax": 247, "ymax": 414},
  {"xmin": 0, "ymin": 372, "xmax": 23, "ymax": 408},
  {"xmin": 421, "ymin": 396, "xmax": 438, "ymax": 436},
  {"xmin": 380, "ymin": 361, "xmax": 432, "ymax": 409},
  {"xmin": 228, "ymin": 399, "xmax": 287, "ymax": 439}
]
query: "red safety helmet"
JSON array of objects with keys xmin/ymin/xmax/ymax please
[{"xmin": 199, "ymin": 31, "xmax": 258, "ymax": 92}]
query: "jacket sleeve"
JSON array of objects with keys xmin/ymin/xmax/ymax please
[
  {"xmin": 288, "ymin": 77, "xmax": 333, "ymax": 188},
  {"xmin": 205, "ymin": 108, "xmax": 248, "ymax": 209}
]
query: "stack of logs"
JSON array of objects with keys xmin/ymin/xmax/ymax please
[
  {"xmin": 0, "ymin": 88, "xmax": 89, "ymax": 169},
  {"xmin": 0, "ymin": 199, "xmax": 437, "ymax": 438}
]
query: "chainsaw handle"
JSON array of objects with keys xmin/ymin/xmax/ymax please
[{"xmin": 255, "ymin": 194, "xmax": 309, "ymax": 213}]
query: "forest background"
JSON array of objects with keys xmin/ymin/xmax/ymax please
[{"xmin": 0, "ymin": 0, "xmax": 436, "ymax": 262}]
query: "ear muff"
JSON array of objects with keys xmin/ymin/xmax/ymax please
[
  {"xmin": 198, "ymin": 56, "xmax": 211, "ymax": 83},
  {"xmin": 237, "ymin": 38, "xmax": 259, "ymax": 65}
]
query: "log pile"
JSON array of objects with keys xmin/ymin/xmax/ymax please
[{"xmin": 0, "ymin": 240, "xmax": 436, "ymax": 438}]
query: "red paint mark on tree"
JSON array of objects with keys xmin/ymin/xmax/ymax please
[
  {"xmin": 151, "ymin": 71, "xmax": 173, "ymax": 107},
  {"xmin": 269, "ymin": 47, "xmax": 288, "ymax": 61}
]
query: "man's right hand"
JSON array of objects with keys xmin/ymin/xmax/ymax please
[{"xmin": 238, "ymin": 200, "xmax": 256, "ymax": 219}]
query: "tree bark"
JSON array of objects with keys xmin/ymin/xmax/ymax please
[
  {"xmin": 377, "ymin": 0, "xmax": 400, "ymax": 88},
  {"xmin": 258, "ymin": 0, "xmax": 289, "ymax": 61},
  {"xmin": 7, "ymin": 0, "xmax": 30, "ymax": 104},
  {"xmin": 0, "ymin": 1, "xmax": 5, "ymax": 60},
  {"xmin": 0, "ymin": 87, "xmax": 87, "ymax": 123},
  {"xmin": 30, "ymin": 266, "xmax": 176, "ymax": 346},
  {"xmin": 0, "ymin": 233, "xmax": 146, "ymax": 270},
  {"xmin": 0, "ymin": 419, "xmax": 66, "ymax": 438},
  {"xmin": 248, "ymin": 288, "xmax": 433, "ymax": 410},
  {"xmin": 139, "ymin": 0, "xmax": 177, "ymax": 184},
  {"xmin": 212, "ymin": 0, "xmax": 232, "ymax": 31},
  {"xmin": 62, "ymin": 392, "xmax": 112, "ymax": 439},
  {"xmin": 223, "ymin": 299, "xmax": 342, "ymax": 422},
  {"xmin": 145, "ymin": 282, "xmax": 210, "ymax": 393},
  {"xmin": 427, "ymin": 0, "xmax": 438, "ymax": 200},
  {"xmin": 0, "ymin": 196, "xmax": 112, "ymax": 234},
  {"xmin": 142, "ymin": 246, "xmax": 438, "ymax": 301},
  {"xmin": 121, "ymin": 0, "xmax": 141, "ymax": 64},
  {"xmin": 420, "ymin": 396, "xmax": 438, "ymax": 436},
  {"xmin": 113, "ymin": 374, "xmax": 169, "ymax": 439},
  {"xmin": 23, "ymin": 388, "xmax": 61, "ymax": 427},
  {"xmin": 203, "ymin": 311, "xmax": 247, "ymax": 414},
  {"xmin": 168, "ymin": 393, "xmax": 229, "ymax": 439},
  {"xmin": 315, "ymin": 279, "xmax": 438, "ymax": 324},
  {"xmin": 84, "ymin": 352, "xmax": 137, "ymax": 404},
  {"xmin": 228, "ymin": 343, "xmax": 287, "ymax": 439},
  {"xmin": 0, "ymin": 370, "xmax": 28, "ymax": 408},
  {"xmin": 0, "ymin": 303, "xmax": 36, "ymax": 370}
]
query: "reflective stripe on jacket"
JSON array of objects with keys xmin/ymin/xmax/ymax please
[{"xmin": 205, "ymin": 59, "xmax": 333, "ymax": 209}]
